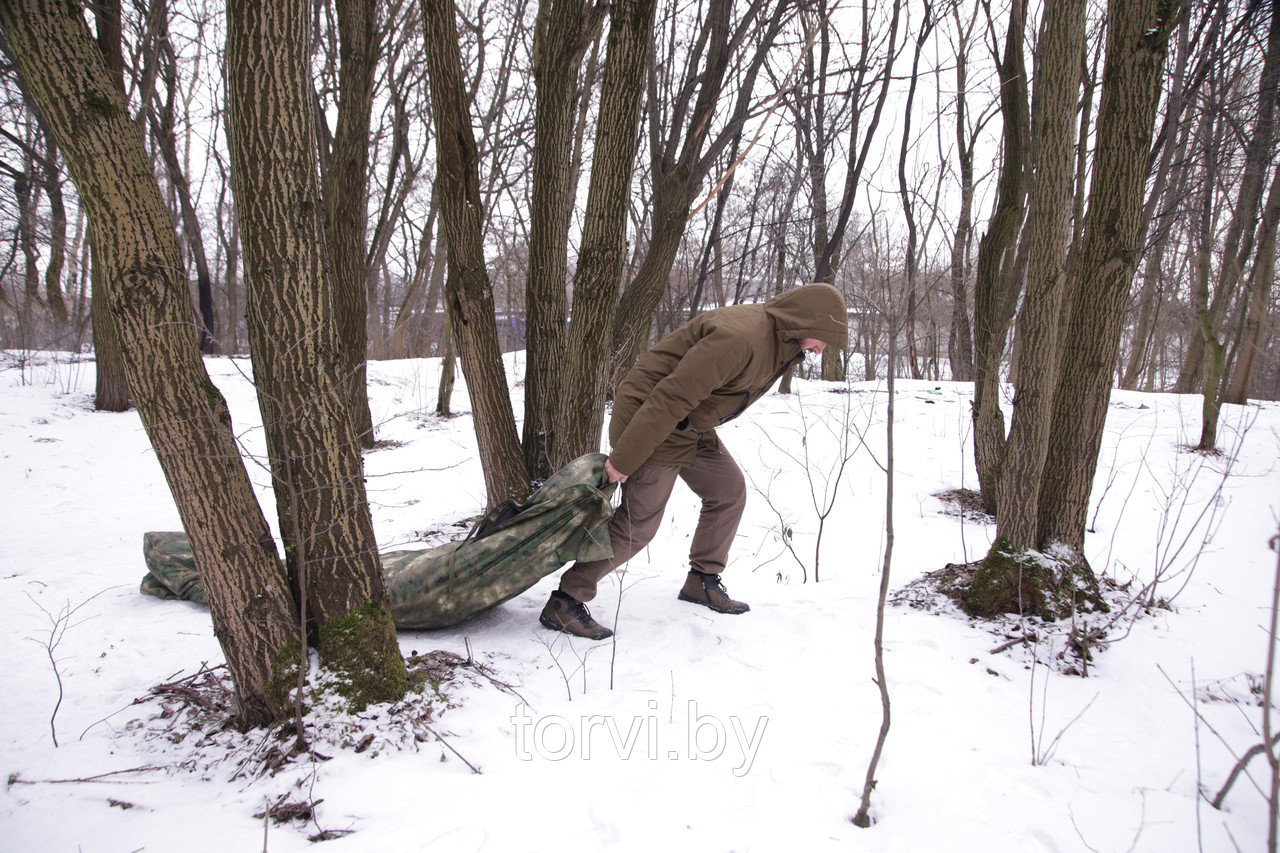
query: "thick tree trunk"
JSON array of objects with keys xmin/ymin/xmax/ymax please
[
  {"xmin": 0, "ymin": 0, "xmax": 299, "ymax": 725},
  {"xmin": 1038, "ymin": 0, "xmax": 1174, "ymax": 552},
  {"xmin": 226, "ymin": 0, "xmax": 405, "ymax": 708},
  {"xmin": 971, "ymin": 0, "xmax": 1029, "ymax": 515},
  {"xmin": 420, "ymin": 0, "xmax": 529, "ymax": 504},
  {"xmin": 993, "ymin": 0, "xmax": 1086, "ymax": 551},
  {"xmin": 324, "ymin": 0, "xmax": 379, "ymax": 448},
  {"xmin": 553, "ymin": 0, "xmax": 656, "ymax": 468},
  {"xmin": 522, "ymin": 0, "xmax": 603, "ymax": 478}
]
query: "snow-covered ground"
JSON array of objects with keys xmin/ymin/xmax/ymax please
[{"xmin": 1, "ymin": 350, "xmax": 1277, "ymax": 852}]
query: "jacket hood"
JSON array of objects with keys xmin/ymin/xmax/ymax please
[{"xmin": 764, "ymin": 283, "xmax": 849, "ymax": 350}]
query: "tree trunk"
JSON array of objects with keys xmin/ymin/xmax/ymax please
[
  {"xmin": 1038, "ymin": 0, "xmax": 1174, "ymax": 552},
  {"xmin": 947, "ymin": 4, "xmax": 977, "ymax": 381},
  {"xmin": 0, "ymin": 0, "xmax": 300, "ymax": 725},
  {"xmin": 420, "ymin": 0, "xmax": 530, "ymax": 504},
  {"xmin": 88, "ymin": 0, "xmax": 131, "ymax": 408},
  {"xmin": 992, "ymin": 0, "xmax": 1086, "ymax": 551},
  {"xmin": 323, "ymin": 0, "xmax": 379, "ymax": 448},
  {"xmin": 553, "ymin": 0, "xmax": 657, "ymax": 468},
  {"xmin": 35, "ymin": 117, "xmax": 69, "ymax": 329},
  {"xmin": 898, "ymin": 5, "xmax": 935, "ymax": 384},
  {"xmin": 437, "ymin": 281, "xmax": 457, "ymax": 416},
  {"xmin": 521, "ymin": 0, "xmax": 604, "ymax": 478},
  {"xmin": 226, "ymin": 0, "xmax": 405, "ymax": 708},
  {"xmin": 148, "ymin": 26, "xmax": 218, "ymax": 354},
  {"xmin": 1223, "ymin": 164, "xmax": 1280, "ymax": 404},
  {"xmin": 971, "ymin": 0, "xmax": 1029, "ymax": 515}
]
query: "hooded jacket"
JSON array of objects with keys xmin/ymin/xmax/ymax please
[{"xmin": 608, "ymin": 283, "xmax": 849, "ymax": 475}]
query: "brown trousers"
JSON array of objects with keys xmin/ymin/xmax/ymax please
[{"xmin": 558, "ymin": 443, "xmax": 747, "ymax": 603}]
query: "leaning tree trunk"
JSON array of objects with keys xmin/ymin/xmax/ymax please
[
  {"xmin": 324, "ymin": 0, "xmax": 379, "ymax": 448},
  {"xmin": 226, "ymin": 0, "xmax": 405, "ymax": 709},
  {"xmin": 1037, "ymin": 0, "xmax": 1174, "ymax": 553},
  {"xmin": 0, "ymin": 0, "xmax": 300, "ymax": 726},
  {"xmin": 552, "ymin": 0, "xmax": 656, "ymax": 469},
  {"xmin": 420, "ymin": 0, "xmax": 529, "ymax": 504}
]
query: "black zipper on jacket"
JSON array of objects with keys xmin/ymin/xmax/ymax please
[{"xmin": 716, "ymin": 347, "xmax": 805, "ymax": 426}]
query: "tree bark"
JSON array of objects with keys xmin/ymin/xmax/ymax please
[
  {"xmin": 1038, "ymin": 0, "xmax": 1175, "ymax": 551},
  {"xmin": 946, "ymin": 3, "xmax": 979, "ymax": 382},
  {"xmin": 420, "ymin": 0, "xmax": 530, "ymax": 504},
  {"xmin": 994, "ymin": 0, "xmax": 1086, "ymax": 550},
  {"xmin": 553, "ymin": 0, "xmax": 657, "ymax": 468},
  {"xmin": 323, "ymin": 0, "xmax": 379, "ymax": 447},
  {"xmin": 88, "ymin": 0, "xmax": 131, "ymax": 410},
  {"xmin": 971, "ymin": 0, "xmax": 1029, "ymax": 514},
  {"xmin": 521, "ymin": 0, "xmax": 604, "ymax": 478},
  {"xmin": 226, "ymin": 0, "xmax": 405, "ymax": 706},
  {"xmin": 0, "ymin": 0, "xmax": 299, "ymax": 725}
]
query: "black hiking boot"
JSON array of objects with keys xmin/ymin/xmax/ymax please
[
  {"xmin": 540, "ymin": 591, "xmax": 614, "ymax": 640},
  {"xmin": 678, "ymin": 570, "xmax": 750, "ymax": 614}
]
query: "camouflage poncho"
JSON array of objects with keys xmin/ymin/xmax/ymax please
[{"xmin": 140, "ymin": 453, "xmax": 616, "ymax": 630}]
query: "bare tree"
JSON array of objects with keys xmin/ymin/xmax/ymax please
[
  {"xmin": 521, "ymin": 0, "xmax": 605, "ymax": 477},
  {"xmin": 226, "ymin": 0, "xmax": 407, "ymax": 705},
  {"xmin": 322, "ymin": 0, "xmax": 380, "ymax": 446},
  {"xmin": 971, "ymin": 0, "xmax": 1029, "ymax": 514},
  {"xmin": 551, "ymin": 0, "xmax": 659, "ymax": 469},
  {"xmin": 0, "ymin": 0, "xmax": 300, "ymax": 725},
  {"xmin": 1037, "ymin": 0, "xmax": 1177, "ymax": 554},
  {"xmin": 420, "ymin": 0, "xmax": 530, "ymax": 503}
]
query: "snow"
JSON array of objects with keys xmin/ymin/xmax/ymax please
[{"xmin": 1, "ymin": 349, "xmax": 1277, "ymax": 852}]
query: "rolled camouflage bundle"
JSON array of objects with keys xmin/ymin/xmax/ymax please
[{"xmin": 141, "ymin": 453, "xmax": 615, "ymax": 630}]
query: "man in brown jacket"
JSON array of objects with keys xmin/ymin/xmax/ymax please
[{"xmin": 541, "ymin": 283, "xmax": 849, "ymax": 639}]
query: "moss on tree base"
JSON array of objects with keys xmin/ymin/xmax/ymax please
[
  {"xmin": 317, "ymin": 600, "xmax": 408, "ymax": 711},
  {"xmin": 962, "ymin": 537, "xmax": 1109, "ymax": 621}
]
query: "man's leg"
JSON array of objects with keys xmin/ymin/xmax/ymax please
[
  {"xmin": 676, "ymin": 445, "xmax": 750, "ymax": 613},
  {"xmin": 556, "ymin": 462, "xmax": 680, "ymax": 603}
]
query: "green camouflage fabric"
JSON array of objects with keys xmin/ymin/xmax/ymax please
[{"xmin": 140, "ymin": 453, "xmax": 615, "ymax": 630}]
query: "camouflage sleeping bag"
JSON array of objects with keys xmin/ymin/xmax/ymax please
[{"xmin": 140, "ymin": 453, "xmax": 616, "ymax": 630}]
